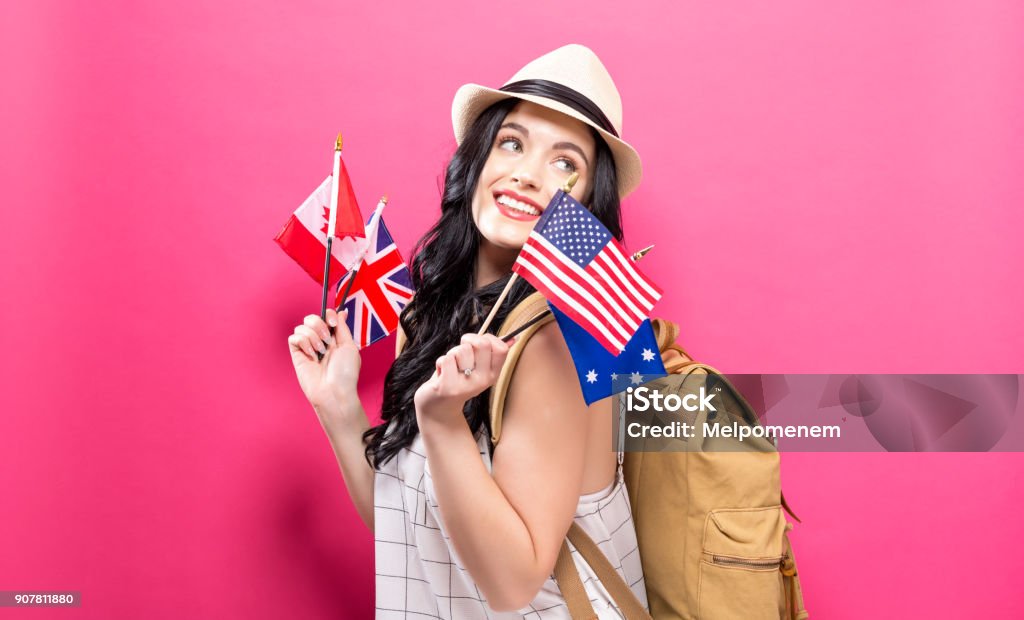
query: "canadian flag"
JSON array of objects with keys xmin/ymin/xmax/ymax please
[{"xmin": 274, "ymin": 173, "xmax": 366, "ymax": 288}]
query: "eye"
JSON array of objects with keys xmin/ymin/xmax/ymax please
[
  {"xmin": 497, "ymin": 135, "xmax": 522, "ymax": 153},
  {"xmin": 554, "ymin": 157, "xmax": 578, "ymax": 174}
]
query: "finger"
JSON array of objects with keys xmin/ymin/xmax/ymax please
[
  {"xmin": 451, "ymin": 343, "xmax": 476, "ymax": 376},
  {"xmin": 332, "ymin": 309, "xmax": 356, "ymax": 348},
  {"xmin": 303, "ymin": 314, "xmax": 334, "ymax": 348},
  {"xmin": 437, "ymin": 353, "xmax": 459, "ymax": 385},
  {"xmin": 484, "ymin": 334, "xmax": 511, "ymax": 374},
  {"xmin": 484, "ymin": 333, "xmax": 511, "ymax": 355},
  {"xmin": 295, "ymin": 325, "xmax": 327, "ymax": 355},
  {"xmin": 287, "ymin": 334, "xmax": 311, "ymax": 360},
  {"xmin": 325, "ymin": 308, "xmax": 339, "ymax": 329},
  {"xmin": 288, "ymin": 333, "xmax": 317, "ymax": 360},
  {"xmin": 461, "ymin": 334, "xmax": 490, "ymax": 376}
]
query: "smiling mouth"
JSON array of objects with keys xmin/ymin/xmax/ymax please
[{"xmin": 494, "ymin": 192, "xmax": 542, "ymax": 219}]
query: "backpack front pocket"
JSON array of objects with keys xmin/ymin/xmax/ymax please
[{"xmin": 697, "ymin": 506, "xmax": 788, "ymax": 619}]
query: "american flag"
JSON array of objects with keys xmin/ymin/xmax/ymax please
[
  {"xmin": 334, "ymin": 215, "xmax": 413, "ymax": 349},
  {"xmin": 512, "ymin": 190, "xmax": 661, "ymax": 354}
]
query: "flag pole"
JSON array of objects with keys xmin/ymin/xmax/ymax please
[
  {"xmin": 319, "ymin": 194, "xmax": 388, "ymax": 363},
  {"xmin": 317, "ymin": 134, "xmax": 344, "ymax": 361},
  {"xmin": 500, "ymin": 245, "xmax": 655, "ymax": 343},
  {"xmin": 320, "ymin": 133, "xmax": 344, "ymax": 321},
  {"xmin": 337, "ymin": 194, "xmax": 389, "ymax": 309},
  {"xmin": 337, "ymin": 261, "xmax": 358, "ymax": 309},
  {"xmin": 477, "ymin": 173, "xmax": 580, "ymax": 335},
  {"xmin": 632, "ymin": 244, "xmax": 655, "ymax": 261},
  {"xmin": 476, "ymin": 275, "xmax": 518, "ymax": 335}
]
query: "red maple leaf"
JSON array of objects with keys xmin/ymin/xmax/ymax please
[{"xmin": 320, "ymin": 204, "xmax": 330, "ymax": 235}]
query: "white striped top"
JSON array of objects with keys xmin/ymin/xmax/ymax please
[{"xmin": 374, "ymin": 429, "xmax": 647, "ymax": 619}]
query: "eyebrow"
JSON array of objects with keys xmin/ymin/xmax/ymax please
[{"xmin": 500, "ymin": 122, "xmax": 591, "ymax": 167}]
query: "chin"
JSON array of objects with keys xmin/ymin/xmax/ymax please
[
  {"xmin": 482, "ymin": 232, "xmax": 526, "ymax": 252},
  {"xmin": 477, "ymin": 216, "xmax": 529, "ymax": 250}
]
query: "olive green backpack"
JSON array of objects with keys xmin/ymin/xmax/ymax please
[{"xmin": 488, "ymin": 292, "xmax": 810, "ymax": 620}]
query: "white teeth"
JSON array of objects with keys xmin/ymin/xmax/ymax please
[{"xmin": 496, "ymin": 194, "xmax": 540, "ymax": 216}]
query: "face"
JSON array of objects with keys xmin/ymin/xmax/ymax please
[{"xmin": 470, "ymin": 101, "xmax": 597, "ymax": 256}]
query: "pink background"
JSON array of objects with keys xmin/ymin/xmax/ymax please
[{"xmin": 2, "ymin": 1, "xmax": 1022, "ymax": 618}]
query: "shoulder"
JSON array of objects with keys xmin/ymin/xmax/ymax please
[
  {"xmin": 503, "ymin": 319, "xmax": 586, "ymax": 423},
  {"xmin": 512, "ymin": 319, "xmax": 576, "ymax": 386}
]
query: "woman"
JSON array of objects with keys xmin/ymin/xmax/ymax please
[{"xmin": 288, "ymin": 44, "xmax": 648, "ymax": 618}]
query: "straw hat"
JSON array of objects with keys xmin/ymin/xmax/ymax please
[{"xmin": 451, "ymin": 44, "xmax": 643, "ymax": 198}]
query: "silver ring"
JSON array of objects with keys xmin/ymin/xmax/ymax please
[{"xmin": 462, "ymin": 367, "xmax": 474, "ymax": 376}]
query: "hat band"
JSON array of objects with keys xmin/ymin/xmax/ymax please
[{"xmin": 499, "ymin": 79, "xmax": 620, "ymax": 138}]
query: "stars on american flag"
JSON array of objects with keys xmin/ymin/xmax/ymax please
[{"xmin": 543, "ymin": 196, "xmax": 611, "ymax": 266}]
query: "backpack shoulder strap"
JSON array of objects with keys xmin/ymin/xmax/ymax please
[
  {"xmin": 556, "ymin": 524, "xmax": 652, "ymax": 620},
  {"xmin": 651, "ymin": 317, "xmax": 696, "ymax": 372},
  {"xmin": 650, "ymin": 317, "xmax": 679, "ymax": 351},
  {"xmin": 488, "ymin": 292, "xmax": 555, "ymax": 445},
  {"xmin": 553, "ymin": 540, "xmax": 598, "ymax": 619}
]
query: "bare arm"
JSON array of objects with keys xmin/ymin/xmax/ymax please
[
  {"xmin": 289, "ymin": 308, "xmax": 375, "ymax": 530},
  {"xmin": 415, "ymin": 324, "xmax": 587, "ymax": 611},
  {"xmin": 316, "ymin": 399, "xmax": 374, "ymax": 530}
]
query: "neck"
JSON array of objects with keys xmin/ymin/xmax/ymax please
[{"xmin": 475, "ymin": 241, "xmax": 517, "ymax": 289}]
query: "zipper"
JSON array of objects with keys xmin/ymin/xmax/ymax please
[{"xmin": 711, "ymin": 554, "xmax": 784, "ymax": 570}]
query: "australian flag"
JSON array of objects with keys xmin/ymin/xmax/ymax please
[
  {"xmin": 334, "ymin": 215, "xmax": 413, "ymax": 349},
  {"xmin": 549, "ymin": 303, "xmax": 667, "ymax": 405}
]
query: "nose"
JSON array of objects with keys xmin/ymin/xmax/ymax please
[{"xmin": 510, "ymin": 158, "xmax": 542, "ymax": 191}]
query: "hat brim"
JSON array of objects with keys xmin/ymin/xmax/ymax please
[{"xmin": 452, "ymin": 83, "xmax": 643, "ymax": 199}]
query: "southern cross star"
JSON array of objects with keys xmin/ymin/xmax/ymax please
[
  {"xmin": 586, "ymin": 369, "xmax": 598, "ymax": 384},
  {"xmin": 641, "ymin": 348, "xmax": 656, "ymax": 362}
]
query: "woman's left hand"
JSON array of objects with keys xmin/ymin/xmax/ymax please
[{"xmin": 414, "ymin": 333, "xmax": 513, "ymax": 427}]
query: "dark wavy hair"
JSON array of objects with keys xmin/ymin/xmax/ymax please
[{"xmin": 363, "ymin": 98, "xmax": 624, "ymax": 468}]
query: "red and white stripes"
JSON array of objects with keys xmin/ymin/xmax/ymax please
[{"xmin": 514, "ymin": 232, "xmax": 660, "ymax": 353}]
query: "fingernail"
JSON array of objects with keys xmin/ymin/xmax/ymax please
[
  {"xmin": 328, "ymin": 316, "xmax": 338, "ymax": 327},
  {"xmin": 317, "ymin": 341, "xmax": 327, "ymax": 354}
]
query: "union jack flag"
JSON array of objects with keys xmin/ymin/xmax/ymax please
[
  {"xmin": 334, "ymin": 215, "xmax": 413, "ymax": 349},
  {"xmin": 512, "ymin": 190, "xmax": 661, "ymax": 354}
]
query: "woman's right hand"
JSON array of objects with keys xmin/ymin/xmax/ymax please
[{"xmin": 288, "ymin": 309, "xmax": 362, "ymax": 425}]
